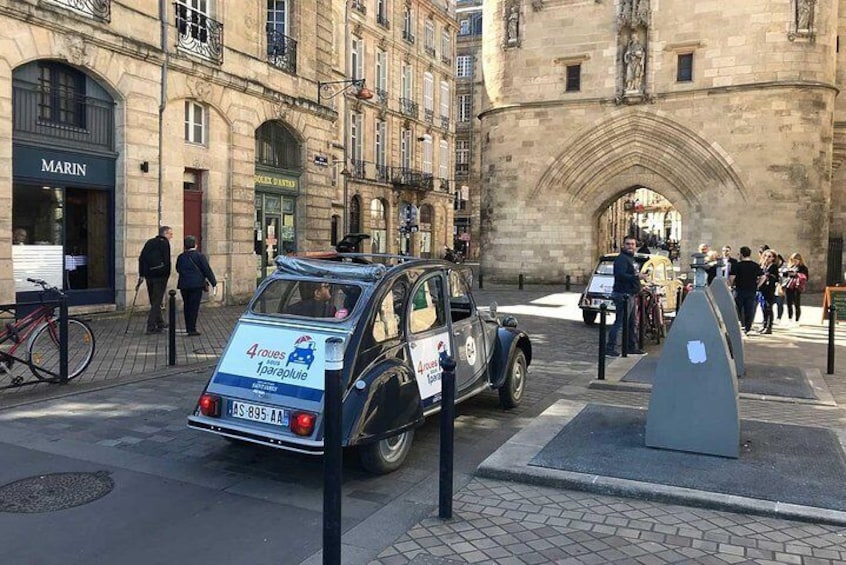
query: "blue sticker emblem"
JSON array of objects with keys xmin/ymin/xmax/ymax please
[{"xmin": 287, "ymin": 335, "xmax": 317, "ymax": 369}]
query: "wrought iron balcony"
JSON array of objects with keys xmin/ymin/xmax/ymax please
[
  {"xmin": 48, "ymin": 0, "xmax": 111, "ymax": 21},
  {"xmin": 375, "ymin": 163, "xmax": 390, "ymax": 183},
  {"xmin": 425, "ymin": 46, "xmax": 436, "ymax": 58},
  {"xmin": 455, "ymin": 163, "xmax": 470, "ymax": 176},
  {"xmin": 175, "ymin": 3, "xmax": 224, "ymax": 64},
  {"xmin": 266, "ymin": 30, "xmax": 297, "ymax": 74},
  {"xmin": 344, "ymin": 160, "xmax": 392, "ymax": 184},
  {"xmin": 441, "ymin": 55, "xmax": 452, "ymax": 66},
  {"xmin": 350, "ymin": 159, "xmax": 367, "ymax": 179},
  {"xmin": 439, "ymin": 178, "xmax": 451, "ymax": 193},
  {"xmin": 400, "ymin": 98, "xmax": 419, "ymax": 118},
  {"xmin": 375, "ymin": 88, "xmax": 389, "ymax": 104},
  {"xmin": 424, "ymin": 109, "xmax": 434, "ymax": 124},
  {"xmin": 440, "ymin": 115, "xmax": 450, "ymax": 130},
  {"xmin": 377, "ymin": 13, "xmax": 390, "ymax": 28},
  {"xmin": 391, "ymin": 167, "xmax": 434, "ymax": 192},
  {"xmin": 403, "ymin": 30, "xmax": 415, "ymax": 44},
  {"xmin": 12, "ymin": 83, "xmax": 115, "ymax": 151},
  {"xmin": 351, "ymin": 0, "xmax": 366, "ymax": 15}
]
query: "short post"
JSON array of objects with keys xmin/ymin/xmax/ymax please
[
  {"xmin": 439, "ymin": 355, "xmax": 457, "ymax": 520},
  {"xmin": 827, "ymin": 305, "xmax": 836, "ymax": 375},
  {"xmin": 676, "ymin": 286, "xmax": 683, "ymax": 312},
  {"xmin": 168, "ymin": 290, "xmax": 177, "ymax": 366},
  {"xmin": 59, "ymin": 294, "xmax": 69, "ymax": 384},
  {"xmin": 621, "ymin": 294, "xmax": 630, "ymax": 358},
  {"xmin": 598, "ymin": 304, "xmax": 607, "ymax": 380},
  {"xmin": 478, "ymin": 271, "xmax": 484, "ymax": 290},
  {"xmin": 518, "ymin": 273, "xmax": 524, "ymax": 290},
  {"xmin": 565, "ymin": 275, "xmax": 571, "ymax": 292},
  {"xmin": 324, "ymin": 337, "xmax": 345, "ymax": 564},
  {"xmin": 637, "ymin": 293, "xmax": 645, "ymax": 351}
]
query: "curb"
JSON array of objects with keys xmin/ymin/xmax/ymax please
[{"xmin": 477, "ymin": 399, "xmax": 846, "ymax": 527}]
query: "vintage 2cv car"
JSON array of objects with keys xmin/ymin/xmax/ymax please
[{"xmin": 187, "ymin": 254, "xmax": 532, "ymax": 474}]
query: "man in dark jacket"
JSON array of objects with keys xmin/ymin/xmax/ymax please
[
  {"xmin": 607, "ymin": 236, "xmax": 647, "ymax": 356},
  {"xmin": 138, "ymin": 226, "xmax": 173, "ymax": 334},
  {"xmin": 176, "ymin": 235, "xmax": 217, "ymax": 336}
]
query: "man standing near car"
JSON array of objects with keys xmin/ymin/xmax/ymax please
[
  {"xmin": 607, "ymin": 236, "xmax": 647, "ymax": 357},
  {"xmin": 138, "ymin": 226, "xmax": 173, "ymax": 334}
]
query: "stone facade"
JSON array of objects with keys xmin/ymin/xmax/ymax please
[{"xmin": 480, "ymin": 0, "xmax": 841, "ymax": 288}]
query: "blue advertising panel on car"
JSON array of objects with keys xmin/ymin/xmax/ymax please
[{"xmin": 206, "ymin": 320, "xmax": 338, "ymax": 403}]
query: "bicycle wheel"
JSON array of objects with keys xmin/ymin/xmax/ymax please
[{"xmin": 28, "ymin": 318, "xmax": 96, "ymax": 381}]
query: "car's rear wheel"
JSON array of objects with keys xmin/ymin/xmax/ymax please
[
  {"xmin": 582, "ymin": 310, "xmax": 597, "ymax": 325},
  {"xmin": 360, "ymin": 429, "xmax": 415, "ymax": 474},
  {"xmin": 499, "ymin": 349, "xmax": 527, "ymax": 409}
]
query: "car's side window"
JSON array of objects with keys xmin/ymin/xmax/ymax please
[
  {"xmin": 409, "ymin": 273, "xmax": 446, "ymax": 334},
  {"xmin": 448, "ymin": 270, "xmax": 473, "ymax": 323},
  {"xmin": 372, "ymin": 280, "xmax": 407, "ymax": 342}
]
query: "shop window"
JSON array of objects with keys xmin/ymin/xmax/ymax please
[
  {"xmin": 370, "ymin": 198, "xmax": 387, "ymax": 253},
  {"xmin": 349, "ymin": 195, "xmax": 362, "ymax": 234}
]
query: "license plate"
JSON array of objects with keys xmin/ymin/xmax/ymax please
[
  {"xmin": 592, "ymin": 299, "xmax": 613, "ymax": 308},
  {"xmin": 230, "ymin": 400, "xmax": 289, "ymax": 427}
]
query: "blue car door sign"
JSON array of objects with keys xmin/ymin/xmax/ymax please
[{"xmin": 409, "ymin": 332, "xmax": 451, "ymax": 405}]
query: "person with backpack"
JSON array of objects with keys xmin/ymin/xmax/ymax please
[
  {"xmin": 176, "ymin": 235, "xmax": 217, "ymax": 336},
  {"xmin": 138, "ymin": 226, "xmax": 173, "ymax": 334}
]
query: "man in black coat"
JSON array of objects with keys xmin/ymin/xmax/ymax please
[
  {"xmin": 606, "ymin": 236, "xmax": 647, "ymax": 357},
  {"xmin": 139, "ymin": 226, "xmax": 173, "ymax": 334}
]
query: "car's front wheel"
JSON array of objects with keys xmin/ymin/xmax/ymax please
[
  {"xmin": 499, "ymin": 349, "xmax": 527, "ymax": 409},
  {"xmin": 359, "ymin": 429, "xmax": 415, "ymax": 474},
  {"xmin": 582, "ymin": 310, "xmax": 597, "ymax": 325}
]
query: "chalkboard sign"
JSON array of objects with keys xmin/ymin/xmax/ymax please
[{"xmin": 822, "ymin": 287, "xmax": 846, "ymax": 322}]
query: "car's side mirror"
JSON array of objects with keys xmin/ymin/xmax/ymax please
[
  {"xmin": 501, "ymin": 315, "xmax": 519, "ymax": 328},
  {"xmin": 489, "ymin": 302, "xmax": 498, "ymax": 317}
]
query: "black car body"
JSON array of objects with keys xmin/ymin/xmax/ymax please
[{"xmin": 188, "ymin": 254, "xmax": 532, "ymax": 473}]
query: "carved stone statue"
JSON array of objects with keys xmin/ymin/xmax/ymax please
[
  {"xmin": 797, "ymin": 0, "xmax": 815, "ymax": 30},
  {"xmin": 624, "ymin": 36, "xmax": 645, "ymax": 93},
  {"xmin": 506, "ymin": 5, "xmax": 519, "ymax": 45}
]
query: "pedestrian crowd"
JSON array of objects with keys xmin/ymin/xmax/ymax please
[
  {"xmin": 138, "ymin": 226, "xmax": 217, "ymax": 336},
  {"xmin": 703, "ymin": 242, "xmax": 808, "ymax": 336}
]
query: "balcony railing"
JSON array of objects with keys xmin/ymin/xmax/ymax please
[
  {"xmin": 377, "ymin": 13, "xmax": 390, "ymax": 28},
  {"xmin": 376, "ymin": 163, "xmax": 390, "ymax": 183},
  {"xmin": 48, "ymin": 0, "xmax": 111, "ymax": 21},
  {"xmin": 351, "ymin": 0, "xmax": 366, "ymax": 15},
  {"xmin": 403, "ymin": 30, "xmax": 415, "ymax": 44},
  {"xmin": 13, "ymin": 83, "xmax": 115, "ymax": 151},
  {"xmin": 175, "ymin": 3, "xmax": 224, "ymax": 64},
  {"xmin": 400, "ymin": 98, "xmax": 419, "ymax": 118},
  {"xmin": 391, "ymin": 167, "xmax": 435, "ymax": 192},
  {"xmin": 425, "ymin": 46, "xmax": 436, "ymax": 58},
  {"xmin": 424, "ymin": 109, "xmax": 434, "ymax": 124},
  {"xmin": 375, "ymin": 88, "xmax": 389, "ymax": 104},
  {"xmin": 441, "ymin": 55, "xmax": 452, "ymax": 66},
  {"xmin": 266, "ymin": 30, "xmax": 297, "ymax": 74},
  {"xmin": 344, "ymin": 160, "xmax": 392, "ymax": 184},
  {"xmin": 455, "ymin": 163, "xmax": 470, "ymax": 176},
  {"xmin": 440, "ymin": 115, "xmax": 450, "ymax": 130},
  {"xmin": 350, "ymin": 159, "xmax": 367, "ymax": 179}
]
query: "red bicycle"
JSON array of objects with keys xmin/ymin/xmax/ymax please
[{"xmin": 0, "ymin": 278, "xmax": 95, "ymax": 387}]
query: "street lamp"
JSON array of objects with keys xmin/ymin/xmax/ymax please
[{"xmin": 317, "ymin": 78, "xmax": 374, "ymax": 106}]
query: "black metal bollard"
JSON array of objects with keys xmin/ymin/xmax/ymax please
[
  {"xmin": 565, "ymin": 275, "xmax": 571, "ymax": 292},
  {"xmin": 621, "ymin": 295, "xmax": 630, "ymax": 358},
  {"xmin": 676, "ymin": 287, "xmax": 683, "ymax": 313},
  {"xmin": 324, "ymin": 337, "xmax": 345, "ymax": 565},
  {"xmin": 828, "ymin": 305, "xmax": 836, "ymax": 375},
  {"xmin": 168, "ymin": 290, "xmax": 177, "ymax": 366},
  {"xmin": 598, "ymin": 304, "xmax": 607, "ymax": 380},
  {"xmin": 478, "ymin": 271, "xmax": 484, "ymax": 290},
  {"xmin": 518, "ymin": 274, "xmax": 524, "ymax": 290},
  {"xmin": 637, "ymin": 293, "xmax": 645, "ymax": 351},
  {"xmin": 439, "ymin": 355, "xmax": 457, "ymax": 520},
  {"xmin": 59, "ymin": 294, "xmax": 69, "ymax": 384}
]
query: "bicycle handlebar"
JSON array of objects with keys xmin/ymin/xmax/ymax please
[{"xmin": 26, "ymin": 278, "xmax": 63, "ymax": 295}]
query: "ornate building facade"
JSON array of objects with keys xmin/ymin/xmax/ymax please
[{"xmin": 480, "ymin": 0, "xmax": 839, "ymax": 287}]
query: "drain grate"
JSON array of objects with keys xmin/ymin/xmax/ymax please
[{"xmin": 0, "ymin": 471, "xmax": 114, "ymax": 513}]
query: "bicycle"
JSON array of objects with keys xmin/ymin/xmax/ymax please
[
  {"xmin": 0, "ymin": 278, "xmax": 96, "ymax": 387},
  {"xmin": 637, "ymin": 284, "xmax": 666, "ymax": 345}
]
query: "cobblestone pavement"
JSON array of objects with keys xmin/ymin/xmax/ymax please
[{"xmin": 2, "ymin": 286, "xmax": 846, "ymax": 564}]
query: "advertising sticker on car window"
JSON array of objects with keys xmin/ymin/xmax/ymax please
[
  {"xmin": 409, "ymin": 332, "xmax": 451, "ymax": 407},
  {"xmin": 211, "ymin": 322, "xmax": 335, "ymax": 400}
]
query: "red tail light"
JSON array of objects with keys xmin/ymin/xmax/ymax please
[
  {"xmin": 198, "ymin": 394, "xmax": 221, "ymax": 417},
  {"xmin": 291, "ymin": 411, "xmax": 316, "ymax": 436}
]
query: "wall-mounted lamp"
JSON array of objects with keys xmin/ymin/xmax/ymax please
[
  {"xmin": 317, "ymin": 78, "xmax": 374, "ymax": 106},
  {"xmin": 140, "ymin": 161, "xmax": 150, "ymax": 173}
]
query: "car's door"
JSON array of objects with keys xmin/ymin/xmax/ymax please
[
  {"xmin": 447, "ymin": 269, "xmax": 487, "ymax": 392},
  {"xmin": 406, "ymin": 270, "xmax": 451, "ymax": 409}
]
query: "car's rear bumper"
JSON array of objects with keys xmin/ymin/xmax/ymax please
[{"xmin": 187, "ymin": 415, "xmax": 324, "ymax": 455}]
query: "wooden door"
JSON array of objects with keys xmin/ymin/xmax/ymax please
[{"xmin": 183, "ymin": 190, "xmax": 203, "ymax": 251}]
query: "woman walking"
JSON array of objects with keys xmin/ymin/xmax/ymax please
[
  {"xmin": 176, "ymin": 235, "xmax": 217, "ymax": 336},
  {"xmin": 784, "ymin": 252, "xmax": 809, "ymax": 324},
  {"xmin": 757, "ymin": 249, "xmax": 780, "ymax": 334}
]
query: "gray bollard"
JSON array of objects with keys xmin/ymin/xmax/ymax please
[
  {"xmin": 598, "ymin": 304, "xmax": 607, "ymax": 380},
  {"xmin": 565, "ymin": 275, "xmax": 571, "ymax": 292},
  {"xmin": 439, "ymin": 355, "xmax": 457, "ymax": 520},
  {"xmin": 478, "ymin": 271, "xmax": 484, "ymax": 290},
  {"xmin": 828, "ymin": 305, "xmax": 836, "ymax": 375},
  {"xmin": 518, "ymin": 274, "xmax": 524, "ymax": 290},
  {"xmin": 324, "ymin": 337, "xmax": 345, "ymax": 564}
]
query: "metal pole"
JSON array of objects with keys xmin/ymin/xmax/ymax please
[
  {"xmin": 598, "ymin": 304, "xmax": 607, "ymax": 380},
  {"xmin": 168, "ymin": 290, "xmax": 177, "ymax": 366},
  {"xmin": 439, "ymin": 355, "xmax": 456, "ymax": 520},
  {"xmin": 622, "ymin": 294, "xmax": 630, "ymax": 358},
  {"xmin": 828, "ymin": 305, "xmax": 836, "ymax": 375},
  {"xmin": 478, "ymin": 271, "xmax": 484, "ymax": 289},
  {"xmin": 324, "ymin": 337, "xmax": 345, "ymax": 565},
  {"xmin": 637, "ymin": 293, "xmax": 645, "ymax": 351},
  {"xmin": 565, "ymin": 275, "xmax": 571, "ymax": 292},
  {"xmin": 676, "ymin": 286, "xmax": 683, "ymax": 312},
  {"xmin": 518, "ymin": 274, "xmax": 524, "ymax": 290},
  {"xmin": 59, "ymin": 294, "xmax": 69, "ymax": 384}
]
